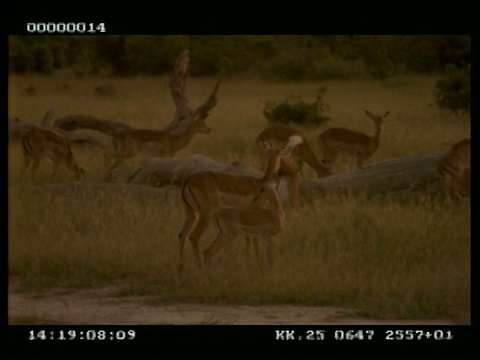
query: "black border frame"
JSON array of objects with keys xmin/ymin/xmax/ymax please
[{"xmin": 4, "ymin": 5, "xmax": 478, "ymax": 359}]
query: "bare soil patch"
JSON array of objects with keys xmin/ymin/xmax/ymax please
[{"xmin": 8, "ymin": 285, "xmax": 466, "ymax": 325}]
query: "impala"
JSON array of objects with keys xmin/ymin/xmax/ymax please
[
  {"xmin": 255, "ymin": 125, "xmax": 330, "ymax": 206},
  {"xmin": 317, "ymin": 110, "xmax": 389, "ymax": 169},
  {"xmin": 104, "ymin": 117, "xmax": 211, "ymax": 180},
  {"xmin": 21, "ymin": 127, "xmax": 85, "ymax": 181},
  {"xmin": 204, "ymin": 178, "xmax": 284, "ymax": 270},
  {"xmin": 437, "ymin": 137, "xmax": 470, "ymax": 201},
  {"xmin": 178, "ymin": 135, "xmax": 302, "ymax": 273}
]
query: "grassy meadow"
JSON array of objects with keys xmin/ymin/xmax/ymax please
[{"xmin": 8, "ymin": 73, "xmax": 471, "ymax": 321}]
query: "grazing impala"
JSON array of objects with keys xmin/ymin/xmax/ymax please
[
  {"xmin": 255, "ymin": 125, "xmax": 330, "ymax": 206},
  {"xmin": 104, "ymin": 117, "xmax": 211, "ymax": 180},
  {"xmin": 204, "ymin": 178, "xmax": 284, "ymax": 270},
  {"xmin": 437, "ymin": 137, "xmax": 470, "ymax": 201},
  {"xmin": 317, "ymin": 110, "xmax": 389, "ymax": 169},
  {"xmin": 178, "ymin": 135, "xmax": 302, "ymax": 273},
  {"xmin": 21, "ymin": 127, "xmax": 85, "ymax": 181}
]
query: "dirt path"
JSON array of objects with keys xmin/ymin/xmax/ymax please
[{"xmin": 8, "ymin": 286, "xmax": 465, "ymax": 325}]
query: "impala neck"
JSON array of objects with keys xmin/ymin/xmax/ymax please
[
  {"xmin": 371, "ymin": 124, "xmax": 382, "ymax": 150},
  {"xmin": 302, "ymin": 143, "xmax": 330, "ymax": 177},
  {"xmin": 269, "ymin": 185, "xmax": 285, "ymax": 225},
  {"xmin": 262, "ymin": 151, "xmax": 280, "ymax": 183},
  {"xmin": 254, "ymin": 183, "xmax": 285, "ymax": 225}
]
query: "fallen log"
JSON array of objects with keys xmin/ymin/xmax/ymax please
[
  {"xmin": 127, "ymin": 154, "xmax": 255, "ymax": 187},
  {"xmin": 127, "ymin": 152, "xmax": 447, "ymax": 200},
  {"xmin": 53, "ymin": 114, "xmax": 134, "ymax": 137},
  {"xmin": 53, "ymin": 50, "xmax": 221, "ymax": 140}
]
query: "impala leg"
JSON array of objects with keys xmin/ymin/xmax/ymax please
[
  {"xmin": 104, "ymin": 140, "xmax": 132, "ymax": 181},
  {"xmin": 105, "ymin": 156, "xmax": 125, "ymax": 179},
  {"xmin": 30, "ymin": 159, "xmax": 41, "ymax": 181},
  {"xmin": 245, "ymin": 236, "xmax": 261, "ymax": 268},
  {"xmin": 204, "ymin": 220, "xmax": 238, "ymax": 267},
  {"xmin": 252, "ymin": 237, "xmax": 261, "ymax": 270},
  {"xmin": 442, "ymin": 175, "xmax": 455, "ymax": 203},
  {"xmin": 52, "ymin": 161, "xmax": 62, "ymax": 180},
  {"xmin": 266, "ymin": 236, "xmax": 275, "ymax": 269},
  {"xmin": 259, "ymin": 151, "xmax": 268, "ymax": 171},
  {"xmin": 188, "ymin": 213, "xmax": 212, "ymax": 269},
  {"xmin": 21, "ymin": 156, "xmax": 32, "ymax": 177},
  {"xmin": 104, "ymin": 151, "xmax": 113, "ymax": 169},
  {"xmin": 178, "ymin": 208, "xmax": 199, "ymax": 274},
  {"xmin": 322, "ymin": 147, "xmax": 338, "ymax": 167},
  {"xmin": 318, "ymin": 141, "xmax": 333, "ymax": 165},
  {"xmin": 245, "ymin": 236, "xmax": 252, "ymax": 260},
  {"xmin": 204, "ymin": 232, "xmax": 226, "ymax": 268},
  {"xmin": 288, "ymin": 173, "xmax": 300, "ymax": 207},
  {"xmin": 450, "ymin": 175, "xmax": 462, "ymax": 204},
  {"xmin": 74, "ymin": 167, "xmax": 86, "ymax": 181},
  {"xmin": 356, "ymin": 154, "xmax": 365, "ymax": 169}
]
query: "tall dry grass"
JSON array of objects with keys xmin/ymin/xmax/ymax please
[{"xmin": 8, "ymin": 73, "xmax": 470, "ymax": 320}]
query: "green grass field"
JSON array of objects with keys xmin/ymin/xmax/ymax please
[{"xmin": 8, "ymin": 73, "xmax": 471, "ymax": 320}]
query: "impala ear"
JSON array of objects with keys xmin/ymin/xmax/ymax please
[
  {"xmin": 365, "ymin": 110, "xmax": 374, "ymax": 120},
  {"xmin": 259, "ymin": 140, "xmax": 272, "ymax": 153}
]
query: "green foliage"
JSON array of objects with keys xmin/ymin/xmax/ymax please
[
  {"xmin": 434, "ymin": 65, "xmax": 471, "ymax": 112},
  {"xmin": 8, "ymin": 35, "xmax": 471, "ymax": 80},
  {"xmin": 189, "ymin": 35, "xmax": 278, "ymax": 76},
  {"xmin": 9, "ymin": 38, "xmax": 35, "ymax": 73},
  {"xmin": 9, "ymin": 37, "xmax": 57, "ymax": 74},
  {"xmin": 263, "ymin": 87, "xmax": 330, "ymax": 126}
]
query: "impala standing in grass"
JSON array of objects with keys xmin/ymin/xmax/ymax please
[
  {"xmin": 317, "ymin": 110, "xmax": 389, "ymax": 170},
  {"xmin": 21, "ymin": 127, "xmax": 85, "ymax": 181},
  {"xmin": 178, "ymin": 135, "xmax": 302, "ymax": 273},
  {"xmin": 437, "ymin": 137, "xmax": 470, "ymax": 201},
  {"xmin": 204, "ymin": 175, "xmax": 285, "ymax": 270}
]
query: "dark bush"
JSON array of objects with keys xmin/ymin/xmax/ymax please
[
  {"xmin": 434, "ymin": 65, "xmax": 470, "ymax": 112},
  {"xmin": 9, "ymin": 39, "xmax": 35, "ymax": 73},
  {"xmin": 263, "ymin": 87, "xmax": 330, "ymax": 126}
]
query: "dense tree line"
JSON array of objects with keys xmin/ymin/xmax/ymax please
[
  {"xmin": 9, "ymin": 35, "xmax": 470, "ymax": 79},
  {"xmin": 9, "ymin": 35, "xmax": 470, "ymax": 111}
]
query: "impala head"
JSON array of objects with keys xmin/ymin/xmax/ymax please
[
  {"xmin": 259, "ymin": 134, "xmax": 304, "ymax": 178},
  {"xmin": 191, "ymin": 117, "xmax": 211, "ymax": 135},
  {"xmin": 73, "ymin": 165, "xmax": 86, "ymax": 181},
  {"xmin": 279, "ymin": 134, "xmax": 303, "ymax": 174},
  {"xmin": 452, "ymin": 138, "xmax": 470, "ymax": 150},
  {"xmin": 365, "ymin": 110, "xmax": 389, "ymax": 130}
]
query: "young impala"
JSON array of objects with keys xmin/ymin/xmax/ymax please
[
  {"xmin": 21, "ymin": 127, "xmax": 85, "ymax": 181},
  {"xmin": 177, "ymin": 135, "xmax": 302, "ymax": 273},
  {"xmin": 437, "ymin": 137, "xmax": 470, "ymax": 201},
  {"xmin": 204, "ymin": 177, "xmax": 285, "ymax": 270}
]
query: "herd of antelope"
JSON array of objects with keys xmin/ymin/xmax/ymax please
[{"xmin": 10, "ymin": 51, "xmax": 470, "ymax": 274}]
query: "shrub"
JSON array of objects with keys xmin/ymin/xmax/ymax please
[
  {"xmin": 434, "ymin": 65, "xmax": 470, "ymax": 112},
  {"xmin": 263, "ymin": 87, "xmax": 330, "ymax": 126}
]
